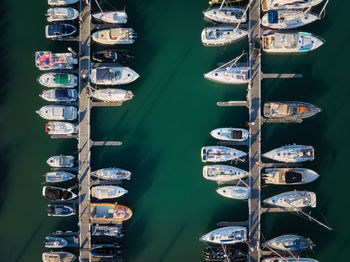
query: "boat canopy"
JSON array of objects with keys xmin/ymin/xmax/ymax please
[
  {"xmin": 36, "ymin": 52, "xmax": 52, "ymax": 67},
  {"xmin": 285, "ymin": 171, "xmax": 303, "ymax": 183},
  {"xmin": 55, "ymin": 89, "xmax": 71, "ymax": 99},
  {"xmin": 48, "ymin": 24, "xmax": 66, "ymax": 34},
  {"xmin": 268, "ymin": 10, "xmax": 278, "ymax": 24},
  {"xmin": 232, "ymin": 130, "xmax": 243, "ymax": 139},
  {"xmin": 54, "ymin": 74, "xmax": 69, "ymax": 85},
  {"xmin": 96, "ymin": 68, "xmax": 121, "ymax": 81}
]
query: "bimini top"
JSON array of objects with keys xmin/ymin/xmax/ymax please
[
  {"xmin": 54, "ymin": 74, "xmax": 69, "ymax": 85},
  {"xmin": 96, "ymin": 68, "xmax": 120, "ymax": 81},
  {"xmin": 36, "ymin": 51, "xmax": 53, "ymax": 67},
  {"xmin": 268, "ymin": 10, "xmax": 279, "ymax": 24}
]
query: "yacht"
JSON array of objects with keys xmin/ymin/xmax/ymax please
[
  {"xmin": 35, "ymin": 51, "xmax": 77, "ymax": 70},
  {"xmin": 38, "ymin": 73, "xmax": 77, "ymax": 88},
  {"xmin": 262, "ymin": 0, "xmax": 323, "ymax": 11},
  {"xmin": 209, "ymin": 0, "xmax": 243, "ymax": 4},
  {"xmin": 45, "ymin": 121, "xmax": 77, "ymax": 135},
  {"xmin": 45, "ymin": 236, "xmax": 67, "ymax": 248},
  {"xmin": 203, "ymin": 7, "xmax": 247, "ymax": 24},
  {"xmin": 204, "ymin": 65, "xmax": 249, "ymax": 84},
  {"xmin": 91, "ymin": 185, "xmax": 128, "ymax": 199},
  {"xmin": 264, "ymin": 191, "xmax": 316, "ymax": 208},
  {"xmin": 263, "ymin": 168, "xmax": 319, "ymax": 185},
  {"xmin": 90, "ymin": 244, "xmax": 123, "ymax": 258},
  {"xmin": 200, "ymin": 226, "xmax": 247, "ymax": 244},
  {"xmin": 92, "ymin": 49, "xmax": 134, "ymax": 64},
  {"xmin": 90, "ymin": 203, "xmax": 133, "ymax": 222},
  {"xmin": 202, "ymin": 247, "xmax": 247, "ymax": 262},
  {"xmin": 203, "ymin": 165, "xmax": 249, "ymax": 182},
  {"xmin": 47, "ymin": 155, "xmax": 74, "ymax": 167},
  {"xmin": 263, "ymin": 101, "xmax": 321, "ymax": 119},
  {"xmin": 201, "ymin": 146, "xmax": 247, "ymax": 162},
  {"xmin": 91, "ymin": 89, "xmax": 134, "ymax": 102},
  {"xmin": 90, "ymin": 67, "xmax": 139, "ymax": 85},
  {"xmin": 46, "ymin": 7, "xmax": 79, "ymax": 22},
  {"xmin": 264, "ymin": 234, "xmax": 314, "ymax": 252},
  {"xmin": 47, "ymin": 203, "xmax": 75, "ymax": 216},
  {"xmin": 36, "ymin": 105, "xmax": 77, "ymax": 120},
  {"xmin": 42, "ymin": 251, "xmax": 76, "ymax": 262},
  {"xmin": 45, "ymin": 24, "xmax": 77, "ymax": 39},
  {"xmin": 201, "ymin": 27, "xmax": 247, "ymax": 46},
  {"xmin": 262, "ymin": 10, "xmax": 319, "ymax": 29},
  {"xmin": 216, "ymin": 186, "xmax": 250, "ymax": 200},
  {"xmin": 263, "ymin": 32, "xmax": 324, "ymax": 53},
  {"xmin": 48, "ymin": 0, "xmax": 79, "ymax": 6},
  {"xmin": 43, "ymin": 186, "xmax": 77, "ymax": 201},
  {"xmin": 92, "ymin": 28, "xmax": 136, "ymax": 45},
  {"xmin": 210, "ymin": 127, "xmax": 248, "ymax": 141},
  {"xmin": 91, "ymin": 167, "xmax": 131, "ymax": 180},
  {"xmin": 93, "ymin": 11, "xmax": 128, "ymax": 24},
  {"xmin": 91, "ymin": 225, "xmax": 124, "ymax": 237},
  {"xmin": 46, "ymin": 171, "xmax": 75, "ymax": 183},
  {"xmin": 263, "ymin": 145, "xmax": 314, "ymax": 163},
  {"xmin": 263, "ymin": 258, "xmax": 318, "ymax": 262},
  {"xmin": 40, "ymin": 89, "xmax": 77, "ymax": 102}
]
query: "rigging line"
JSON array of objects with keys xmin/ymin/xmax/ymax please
[
  {"xmin": 94, "ymin": 0, "xmax": 103, "ymax": 13},
  {"xmin": 316, "ymin": 207, "xmax": 332, "ymax": 229},
  {"xmin": 319, "ymin": 0, "xmax": 329, "ymax": 18},
  {"xmin": 101, "ymin": 0, "xmax": 117, "ymax": 10},
  {"xmin": 296, "ymin": 209, "xmax": 333, "ymax": 231},
  {"xmin": 219, "ymin": 241, "xmax": 230, "ymax": 262},
  {"xmin": 231, "ymin": 0, "xmax": 253, "ymax": 40}
]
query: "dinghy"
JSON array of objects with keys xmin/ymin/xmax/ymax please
[
  {"xmin": 204, "ymin": 7, "xmax": 247, "ymax": 24},
  {"xmin": 45, "ymin": 171, "xmax": 75, "ymax": 183},
  {"xmin": 263, "ymin": 145, "xmax": 314, "ymax": 163},
  {"xmin": 46, "ymin": 7, "xmax": 79, "ymax": 22},
  {"xmin": 210, "ymin": 127, "xmax": 248, "ymax": 141},
  {"xmin": 45, "ymin": 121, "xmax": 77, "ymax": 135},
  {"xmin": 38, "ymin": 73, "xmax": 77, "ymax": 88},
  {"xmin": 45, "ymin": 24, "xmax": 77, "ymax": 39},
  {"xmin": 91, "ymin": 185, "xmax": 128, "ymax": 199},
  {"xmin": 36, "ymin": 105, "xmax": 77, "ymax": 120},
  {"xmin": 203, "ymin": 165, "xmax": 249, "ymax": 182},
  {"xmin": 90, "ymin": 203, "xmax": 133, "ymax": 222},
  {"xmin": 43, "ymin": 186, "xmax": 77, "ymax": 201},
  {"xmin": 262, "ymin": 0, "xmax": 323, "ymax": 11},
  {"xmin": 90, "ymin": 67, "xmax": 139, "ymax": 85},
  {"xmin": 92, "ymin": 28, "xmax": 136, "ymax": 45},
  {"xmin": 91, "ymin": 89, "xmax": 134, "ymax": 102},
  {"xmin": 93, "ymin": 11, "xmax": 128, "ymax": 24},
  {"xmin": 35, "ymin": 51, "xmax": 77, "ymax": 70},
  {"xmin": 262, "ymin": 10, "xmax": 319, "ymax": 29},
  {"xmin": 264, "ymin": 191, "xmax": 316, "ymax": 208},
  {"xmin": 201, "ymin": 27, "xmax": 248, "ymax": 46},
  {"xmin": 47, "ymin": 203, "xmax": 75, "ymax": 216},
  {"xmin": 264, "ymin": 234, "xmax": 314, "ymax": 252},
  {"xmin": 91, "ymin": 167, "xmax": 131, "ymax": 181},
  {"xmin": 201, "ymin": 146, "xmax": 247, "ymax": 162},
  {"xmin": 42, "ymin": 251, "xmax": 76, "ymax": 262},
  {"xmin": 263, "ymin": 101, "xmax": 321, "ymax": 119},
  {"xmin": 48, "ymin": 0, "xmax": 79, "ymax": 6},
  {"xmin": 263, "ymin": 168, "xmax": 319, "ymax": 185},
  {"xmin": 40, "ymin": 89, "xmax": 77, "ymax": 102},
  {"xmin": 216, "ymin": 186, "xmax": 250, "ymax": 200},
  {"xmin": 200, "ymin": 226, "xmax": 247, "ymax": 244}
]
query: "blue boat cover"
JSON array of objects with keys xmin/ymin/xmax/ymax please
[{"xmin": 268, "ymin": 10, "xmax": 278, "ymax": 24}]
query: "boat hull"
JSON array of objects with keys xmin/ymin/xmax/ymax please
[
  {"xmin": 216, "ymin": 186, "xmax": 250, "ymax": 200},
  {"xmin": 264, "ymin": 191, "xmax": 316, "ymax": 208},
  {"xmin": 203, "ymin": 165, "xmax": 249, "ymax": 182},
  {"xmin": 262, "ymin": 11, "xmax": 319, "ymax": 29},
  {"xmin": 200, "ymin": 226, "xmax": 247, "ymax": 244},
  {"xmin": 201, "ymin": 27, "xmax": 248, "ymax": 46},
  {"xmin": 263, "ymin": 168, "xmax": 319, "ymax": 185}
]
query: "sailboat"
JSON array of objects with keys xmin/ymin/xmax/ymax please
[
  {"xmin": 200, "ymin": 226, "xmax": 247, "ymax": 244},
  {"xmin": 263, "ymin": 145, "xmax": 314, "ymax": 163},
  {"xmin": 264, "ymin": 234, "xmax": 314, "ymax": 252},
  {"xmin": 216, "ymin": 186, "xmax": 250, "ymax": 200},
  {"xmin": 262, "ymin": 10, "xmax": 319, "ymax": 29},
  {"xmin": 262, "ymin": 0, "xmax": 323, "ymax": 11},
  {"xmin": 204, "ymin": 7, "xmax": 247, "ymax": 24},
  {"xmin": 93, "ymin": 11, "xmax": 128, "ymax": 24},
  {"xmin": 203, "ymin": 165, "xmax": 249, "ymax": 182},
  {"xmin": 264, "ymin": 191, "xmax": 316, "ymax": 208},
  {"xmin": 262, "ymin": 258, "xmax": 318, "ymax": 262},
  {"xmin": 201, "ymin": 27, "xmax": 248, "ymax": 46},
  {"xmin": 201, "ymin": 146, "xmax": 247, "ymax": 162}
]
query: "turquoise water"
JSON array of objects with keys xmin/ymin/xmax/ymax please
[{"xmin": 0, "ymin": 0, "xmax": 349, "ymax": 261}]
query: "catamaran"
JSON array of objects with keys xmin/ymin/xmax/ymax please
[
  {"xmin": 203, "ymin": 165, "xmax": 249, "ymax": 182},
  {"xmin": 90, "ymin": 203, "xmax": 133, "ymax": 222},
  {"xmin": 91, "ymin": 185, "xmax": 128, "ymax": 199},
  {"xmin": 46, "ymin": 7, "xmax": 79, "ymax": 22},
  {"xmin": 216, "ymin": 186, "xmax": 250, "ymax": 200},
  {"xmin": 262, "ymin": 0, "xmax": 323, "ymax": 11},
  {"xmin": 92, "ymin": 28, "xmax": 136, "ymax": 45},
  {"xmin": 263, "ymin": 168, "xmax": 319, "ymax": 185},
  {"xmin": 91, "ymin": 89, "xmax": 134, "ymax": 102},
  {"xmin": 47, "ymin": 155, "xmax": 74, "ymax": 167},
  {"xmin": 263, "ymin": 145, "xmax": 314, "ymax": 163},
  {"xmin": 201, "ymin": 27, "xmax": 248, "ymax": 46},
  {"xmin": 93, "ymin": 11, "xmax": 128, "ymax": 24},
  {"xmin": 263, "ymin": 101, "xmax": 321, "ymax": 119},
  {"xmin": 45, "ymin": 121, "xmax": 77, "ymax": 135},
  {"xmin": 38, "ymin": 73, "xmax": 77, "ymax": 88},
  {"xmin": 40, "ymin": 89, "xmax": 77, "ymax": 102},
  {"xmin": 200, "ymin": 226, "xmax": 247, "ymax": 244},
  {"xmin": 48, "ymin": 0, "xmax": 79, "ymax": 6},
  {"xmin": 45, "ymin": 171, "xmax": 75, "ymax": 183},
  {"xmin": 262, "ymin": 10, "xmax": 319, "ymax": 29},
  {"xmin": 91, "ymin": 167, "xmax": 131, "ymax": 181},
  {"xmin": 90, "ymin": 67, "xmax": 139, "ymax": 85},
  {"xmin": 264, "ymin": 234, "xmax": 314, "ymax": 252},
  {"xmin": 36, "ymin": 105, "xmax": 77, "ymax": 120},
  {"xmin": 263, "ymin": 32, "xmax": 324, "ymax": 53},
  {"xmin": 264, "ymin": 191, "xmax": 316, "ymax": 208},
  {"xmin": 201, "ymin": 146, "xmax": 246, "ymax": 162},
  {"xmin": 210, "ymin": 127, "xmax": 248, "ymax": 141},
  {"xmin": 203, "ymin": 7, "xmax": 247, "ymax": 24},
  {"xmin": 35, "ymin": 51, "xmax": 77, "ymax": 70}
]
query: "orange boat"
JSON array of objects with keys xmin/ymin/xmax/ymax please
[{"xmin": 90, "ymin": 203, "xmax": 133, "ymax": 222}]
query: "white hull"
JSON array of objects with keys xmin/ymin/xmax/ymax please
[
  {"xmin": 263, "ymin": 145, "xmax": 314, "ymax": 163},
  {"xmin": 264, "ymin": 191, "xmax": 316, "ymax": 208},
  {"xmin": 263, "ymin": 258, "xmax": 318, "ymax": 262},
  {"xmin": 203, "ymin": 165, "xmax": 249, "ymax": 182},
  {"xmin": 263, "ymin": 168, "xmax": 319, "ymax": 185},
  {"xmin": 262, "ymin": 10, "xmax": 319, "ymax": 29},
  {"xmin": 40, "ymin": 89, "xmax": 77, "ymax": 102},
  {"xmin": 92, "ymin": 28, "xmax": 136, "ymax": 45},
  {"xmin": 45, "ymin": 236, "xmax": 68, "ymax": 248},
  {"xmin": 48, "ymin": 0, "xmax": 78, "ymax": 6},
  {"xmin": 201, "ymin": 27, "xmax": 247, "ymax": 46},
  {"xmin": 36, "ymin": 105, "xmax": 77, "ymax": 120},
  {"xmin": 204, "ymin": 67, "xmax": 250, "ymax": 84},
  {"xmin": 46, "ymin": 121, "xmax": 77, "ymax": 135},
  {"xmin": 203, "ymin": 7, "xmax": 247, "ymax": 24},
  {"xmin": 91, "ymin": 89, "xmax": 134, "ymax": 102},
  {"xmin": 91, "ymin": 185, "xmax": 128, "ymax": 199},
  {"xmin": 93, "ymin": 11, "xmax": 128, "ymax": 24},
  {"xmin": 47, "ymin": 155, "xmax": 75, "ymax": 168},
  {"xmin": 262, "ymin": 0, "xmax": 324, "ymax": 11},
  {"xmin": 200, "ymin": 226, "xmax": 247, "ymax": 244},
  {"xmin": 216, "ymin": 186, "xmax": 250, "ymax": 200},
  {"xmin": 90, "ymin": 67, "xmax": 139, "ymax": 85},
  {"xmin": 210, "ymin": 127, "xmax": 248, "ymax": 141},
  {"xmin": 46, "ymin": 7, "xmax": 79, "ymax": 22},
  {"xmin": 42, "ymin": 251, "xmax": 76, "ymax": 262},
  {"xmin": 91, "ymin": 168, "xmax": 132, "ymax": 181},
  {"xmin": 35, "ymin": 51, "xmax": 77, "ymax": 71},
  {"xmin": 45, "ymin": 171, "xmax": 75, "ymax": 183},
  {"xmin": 38, "ymin": 73, "xmax": 77, "ymax": 88},
  {"xmin": 201, "ymin": 146, "xmax": 247, "ymax": 163}
]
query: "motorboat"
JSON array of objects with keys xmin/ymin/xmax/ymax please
[
  {"xmin": 264, "ymin": 234, "xmax": 314, "ymax": 252},
  {"xmin": 263, "ymin": 32, "xmax": 324, "ymax": 53},
  {"xmin": 202, "ymin": 27, "xmax": 247, "ymax": 46},
  {"xmin": 90, "ymin": 244, "xmax": 123, "ymax": 258},
  {"xmin": 91, "ymin": 185, "xmax": 128, "ymax": 199},
  {"xmin": 204, "ymin": 65, "xmax": 249, "ymax": 84},
  {"xmin": 45, "ymin": 121, "xmax": 77, "ymax": 135},
  {"xmin": 46, "ymin": 7, "xmax": 79, "ymax": 22},
  {"xmin": 45, "ymin": 236, "xmax": 67, "ymax": 248},
  {"xmin": 203, "ymin": 165, "xmax": 249, "ymax": 182},
  {"xmin": 262, "ymin": 0, "xmax": 323, "ymax": 11},
  {"xmin": 42, "ymin": 251, "xmax": 76, "ymax": 262},
  {"xmin": 91, "ymin": 225, "xmax": 124, "ymax": 237},
  {"xmin": 90, "ymin": 67, "xmax": 139, "ymax": 85},
  {"xmin": 216, "ymin": 186, "xmax": 250, "ymax": 200},
  {"xmin": 263, "ymin": 168, "xmax": 319, "ymax": 185},
  {"xmin": 40, "ymin": 89, "xmax": 77, "ymax": 102},
  {"xmin": 210, "ymin": 127, "xmax": 248, "ymax": 141},
  {"xmin": 47, "ymin": 155, "xmax": 75, "ymax": 167},
  {"xmin": 262, "ymin": 258, "xmax": 318, "ymax": 262},
  {"xmin": 92, "ymin": 28, "xmax": 136, "ymax": 45},
  {"xmin": 45, "ymin": 24, "xmax": 77, "ymax": 39},
  {"xmin": 45, "ymin": 171, "xmax": 75, "ymax": 183},
  {"xmin": 92, "ymin": 49, "xmax": 134, "ymax": 64},
  {"xmin": 36, "ymin": 105, "xmax": 77, "ymax": 120},
  {"xmin": 48, "ymin": 0, "xmax": 79, "ymax": 6},
  {"xmin": 35, "ymin": 51, "xmax": 77, "ymax": 70},
  {"xmin": 91, "ymin": 167, "xmax": 131, "ymax": 180},
  {"xmin": 200, "ymin": 226, "xmax": 247, "ymax": 244},
  {"xmin": 93, "ymin": 11, "xmax": 128, "ymax": 24},
  {"xmin": 201, "ymin": 146, "xmax": 247, "ymax": 162},
  {"xmin": 263, "ymin": 145, "xmax": 314, "ymax": 163},
  {"xmin": 47, "ymin": 203, "xmax": 75, "ymax": 216},
  {"xmin": 38, "ymin": 73, "xmax": 77, "ymax": 88},
  {"xmin": 202, "ymin": 247, "xmax": 247, "ymax": 262},
  {"xmin": 262, "ymin": 10, "xmax": 319, "ymax": 29},
  {"xmin": 264, "ymin": 191, "xmax": 316, "ymax": 208},
  {"xmin": 43, "ymin": 186, "xmax": 77, "ymax": 201},
  {"xmin": 90, "ymin": 203, "xmax": 133, "ymax": 222},
  {"xmin": 91, "ymin": 89, "xmax": 134, "ymax": 102},
  {"xmin": 203, "ymin": 7, "xmax": 247, "ymax": 24},
  {"xmin": 263, "ymin": 102, "xmax": 321, "ymax": 119}
]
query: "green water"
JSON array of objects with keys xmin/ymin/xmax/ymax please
[{"xmin": 0, "ymin": 0, "xmax": 349, "ymax": 261}]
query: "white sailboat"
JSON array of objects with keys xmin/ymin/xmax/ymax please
[
  {"xmin": 91, "ymin": 185, "xmax": 128, "ymax": 199},
  {"xmin": 201, "ymin": 146, "xmax": 246, "ymax": 162},
  {"xmin": 216, "ymin": 186, "xmax": 250, "ymax": 200},
  {"xmin": 201, "ymin": 27, "xmax": 247, "ymax": 46},
  {"xmin": 91, "ymin": 168, "xmax": 131, "ymax": 181},
  {"xmin": 264, "ymin": 191, "xmax": 316, "ymax": 208},
  {"xmin": 93, "ymin": 11, "xmax": 128, "ymax": 24},
  {"xmin": 262, "ymin": 10, "xmax": 319, "ymax": 29},
  {"xmin": 263, "ymin": 145, "xmax": 314, "ymax": 163},
  {"xmin": 262, "ymin": 0, "xmax": 323, "ymax": 11},
  {"xmin": 200, "ymin": 226, "xmax": 247, "ymax": 244},
  {"xmin": 203, "ymin": 165, "xmax": 249, "ymax": 182},
  {"xmin": 203, "ymin": 7, "xmax": 247, "ymax": 24}
]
